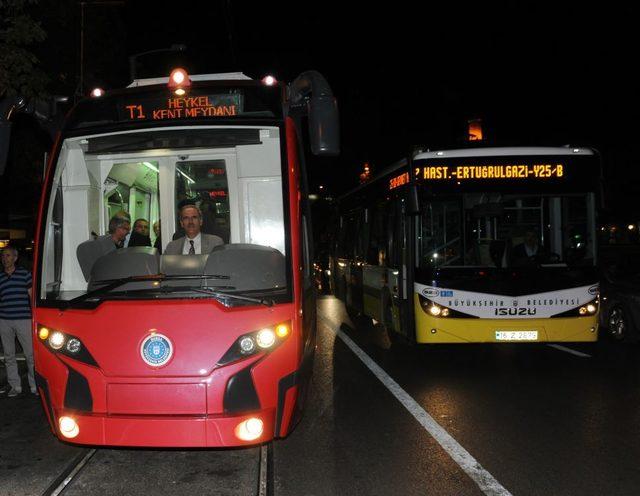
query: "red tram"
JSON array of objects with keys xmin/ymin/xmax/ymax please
[{"xmin": 25, "ymin": 70, "xmax": 338, "ymax": 446}]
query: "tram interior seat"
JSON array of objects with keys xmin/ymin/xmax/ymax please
[
  {"xmin": 204, "ymin": 244, "xmax": 286, "ymax": 291},
  {"xmin": 88, "ymin": 246, "xmax": 160, "ymax": 290},
  {"xmin": 77, "ymin": 236, "xmax": 117, "ymax": 282},
  {"xmin": 84, "ymin": 244, "xmax": 285, "ymax": 292}
]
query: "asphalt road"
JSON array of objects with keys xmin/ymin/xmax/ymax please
[{"xmin": 1, "ymin": 296, "xmax": 639, "ymax": 495}]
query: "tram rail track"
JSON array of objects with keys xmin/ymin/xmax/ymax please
[{"xmin": 40, "ymin": 444, "xmax": 272, "ymax": 496}]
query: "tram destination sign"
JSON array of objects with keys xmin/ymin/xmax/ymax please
[
  {"xmin": 416, "ymin": 163, "xmax": 565, "ymax": 181},
  {"xmin": 119, "ymin": 93, "xmax": 244, "ymax": 122}
]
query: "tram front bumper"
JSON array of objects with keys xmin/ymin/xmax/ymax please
[{"xmin": 48, "ymin": 409, "xmax": 276, "ymax": 447}]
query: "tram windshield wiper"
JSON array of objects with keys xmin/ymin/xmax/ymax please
[
  {"xmin": 60, "ymin": 274, "xmax": 230, "ymax": 309},
  {"xmin": 190, "ymin": 287, "xmax": 275, "ymax": 307}
]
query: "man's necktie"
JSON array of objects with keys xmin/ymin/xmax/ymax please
[{"xmin": 189, "ymin": 240, "xmax": 195, "ymax": 255}]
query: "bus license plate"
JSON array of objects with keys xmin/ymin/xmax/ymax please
[{"xmin": 495, "ymin": 330, "xmax": 538, "ymax": 341}]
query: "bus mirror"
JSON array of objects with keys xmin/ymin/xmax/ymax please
[
  {"xmin": 308, "ymin": 95, "xmax": 340, "ymax": 156},
  {"xmin": 0, "ymin": 121, "xmax": 11, "ymax": 175},
  {"xmin": 406, "ymin": 184, "xmax": 420, "ymax": 215}
]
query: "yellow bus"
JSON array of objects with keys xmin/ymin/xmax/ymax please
[{"xmin": 332, "ymin": 146, "xmax": 600, "ymax": 344}]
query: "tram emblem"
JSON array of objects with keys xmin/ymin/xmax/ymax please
[{"xmin": 140, "ymin": 333, "xmax": 173, "ymax": 367}]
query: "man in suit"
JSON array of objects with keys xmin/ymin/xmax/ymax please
[{"xmin": 164, "ymin": 205, "xmax": 224, "ymax": 255}]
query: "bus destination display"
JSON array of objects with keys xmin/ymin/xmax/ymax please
[
  {"xmin": 121, "ymin": 94, "xmax": 243, "ymax": 121},
  {"xmin": 417, "ymin": 163, "xmax": 565, "ymax": 181}
]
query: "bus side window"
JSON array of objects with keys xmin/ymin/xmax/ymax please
[{"xmin": 366, "ymin": 205, "xmax": 383, "ymax": 265}]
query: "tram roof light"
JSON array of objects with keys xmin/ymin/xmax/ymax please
[
  {"xmin": 168, "ymin": 68, "xmax": 191, "ymax": 91},
  {"xmin": 262, "ymin": 75, "xmax": 277, "ymax": 86},
  {"xmin": 169, "ymin": 68, "xmax": 189, "ymax": 85},
  {"xmin": 90, "ymin": 88, "xmax": 104, "ymax": 98}
]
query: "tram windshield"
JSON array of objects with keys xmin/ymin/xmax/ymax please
[
  {"xmin": 417, "ymin": 193, "xmax": 596, "ymax": 269},
  {"xmin": 40, "ymin": 127, "xmax": 289, "ymax": 304}
]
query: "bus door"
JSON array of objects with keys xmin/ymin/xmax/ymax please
[{"xmin": 361, "ymin": 198, "xmax": 406, "ymax": 336}]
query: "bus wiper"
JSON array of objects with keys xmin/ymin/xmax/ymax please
[
  {"xmin": 61, "ymin": 274, "xmax": 230, "ymax": 309},
  {"xmin": 194, "ymin": 287, "xmax": 275, "ymax": 307}
]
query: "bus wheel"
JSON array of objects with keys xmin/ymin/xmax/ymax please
[{"xmin": 608, "ymin": 306, "xmax": 633, "ymax": 342}]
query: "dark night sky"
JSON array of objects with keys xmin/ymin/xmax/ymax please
[{"xmin": 22, "ymin": 2, "xmax": 640, "ymax": 215}]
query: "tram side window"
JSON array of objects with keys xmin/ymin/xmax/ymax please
[
  {"xmin": 104, "ymin": 162, "xmax": 160, "ymax": 248},
  {"xmin": 43, "ymin": 185, "xmax": 64, "ymax": 294}
]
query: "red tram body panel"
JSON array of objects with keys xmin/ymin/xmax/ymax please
[{"xmin": 29, "ymin": 71, "xmax": 338, "ymax": 447}]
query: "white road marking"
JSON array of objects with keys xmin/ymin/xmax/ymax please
[
  {"xmin": 319, "ymin": 314, "xmax": 513, "ymax": 496},
  {"xmin": 547, "ymin": 344, "xmax": 591, "ymax": 358}
]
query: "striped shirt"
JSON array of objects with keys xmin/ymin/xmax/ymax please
[{"xmin": 0, "ymin": 267, "xmax": 32, "ymax": 320}]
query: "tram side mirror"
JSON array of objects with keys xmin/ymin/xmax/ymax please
[
  {"xmin": 308, "ymin": 95, "xmax": 340, "ymax": 156},
  {"xmin": 0, "ymin": 121, "xmax": 11, "ymax": 175}
]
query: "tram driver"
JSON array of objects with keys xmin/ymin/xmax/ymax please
[{"xmin": 164, "ymin": 204, "xmax": 224, "ymax": 255}]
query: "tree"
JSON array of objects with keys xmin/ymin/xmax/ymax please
[{"xmin": 0, "ymin": 0, "xmax": 49, "ymax": 99}]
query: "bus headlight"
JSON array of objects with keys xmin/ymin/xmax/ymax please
[
  {"xmin": 578, "ymin": 300, "xmax": 598, "ymax": 316},
  {"xmin": 419, "ymin": 297, "xmax": 451, "ymax": 318},
  {"xmin": 217, "ymin": 321, "xmax": 291, "ymax": 366}
]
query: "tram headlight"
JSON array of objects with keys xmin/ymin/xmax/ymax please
[
  {"xmin": 256, "ymin": 328, "xmax": 276, "ymax": 349},
  {"xmin": 37, "ymin": 325, "xmax": 97, "ymax": 366},
  {"xmin": 239, "ymin": 336, "xmax": 256, "ymax": 354},
  {"xmin": 66, "ymin": 338, "xmax": 82, "ymax": 354},
  {"xmin": 38, "ymin": 327, "xmax": 50, "ymax": 340},
  {"xmin": 234, "ymin": 417, "xmax": 264, "ymax": 442},
  {"xmin": 58, "ymin": 416, "xmax": 79, "ymax": 439},
  {"xmin": 49, "ymin": 332, "xmax": 66, "ymax": 350},
  {"xmin": 217, "ymin": 321, "xmax": 292, "ymax": 366}
]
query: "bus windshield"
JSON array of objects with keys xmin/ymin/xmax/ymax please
[
  {"xmin": 40, "ymin": 126, "xmax": 289, "ymax": 304},
  {"xmin": 417, "ymin": 192, "xmax": 596, "ymax": 269}
]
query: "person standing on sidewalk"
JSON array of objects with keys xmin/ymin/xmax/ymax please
[{"xmin": 0, "ymin": 246, "xmax": 36, "ymax": 397}]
